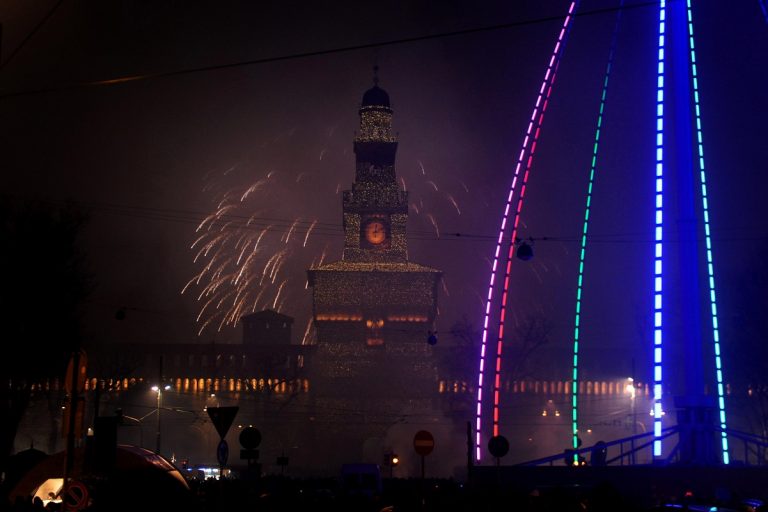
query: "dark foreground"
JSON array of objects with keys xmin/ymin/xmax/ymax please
[{"xmin": 4, "ymin": 466, "xmax": 768, "ymax": 512}]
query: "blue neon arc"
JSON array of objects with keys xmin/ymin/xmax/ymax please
[
  {"xmin": 686, "ymin": 0, "xmax": 729, "ymax": 464},
  {"xmin": 652, "ymin": 0, "xmax": 665, "ymax": 459},
  {"xmin": 571, "ymin": 1, "xmax": 624, "ymax": 458}
]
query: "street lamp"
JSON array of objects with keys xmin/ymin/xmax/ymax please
[
  {"xmin": 383, "ymin": 451, "xmax": 399, "ymax": 478},
  {"xmin": 151, "ymin": 384, "xmax": 171, "ymax": 454},
  {"xmin": 625, "ymin": 377, "xmax": 637, "ymax": 435}
]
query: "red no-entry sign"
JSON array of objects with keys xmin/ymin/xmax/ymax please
[
  {"xmin": 413, "ymin": 430, "xmax": 435, "ymax": 456},
  {"xmin": 63, "ymin": 480, "xmax": 89, "ymax": 511}
]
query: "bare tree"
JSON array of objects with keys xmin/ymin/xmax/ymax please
[{"xmin": 0, "ymin": 198, "xmax": 91, "ymax": 469}]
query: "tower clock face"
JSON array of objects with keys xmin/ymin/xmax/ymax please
[{"xmin": 364, "ymin": 219, "xmax": 388, "ymax": 246}]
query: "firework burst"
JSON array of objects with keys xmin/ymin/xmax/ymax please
[
  {"xmin": 183, "ymin": 162, "xmax": 338, "ymax": 342},
  {"xmin": 184, "ymin": 114, "xmax": 499, "ymax": 345}
]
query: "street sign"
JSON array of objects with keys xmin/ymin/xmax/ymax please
[
  {"xmin": 207, "ymin": 406, "xmax": 239, "ymax": 439},
  {"xmin": 488, "ymin": 435, "xmax": 510, "ymax": 459},
  {"xmin": 413, "ymin": 430, "xmax": 435, "ymax": 456},
  {"xmin": 217, "ymin": 439, "xmax": 229, "ymax": 466},
  {"xmin": 239, "ymin": 426, "xmax": 261, "ymax": 449},
  {"xmin": 63, "ymin": 480, "xmax": 89, "ymax": 511}
]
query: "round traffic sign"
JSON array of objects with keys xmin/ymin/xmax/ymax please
[
  {"xmin": 63, "ymin": 480, "xmax": 89, "ymax": 511},
  {"xmin": 488, "ymin": 435, "xmax": 509, "ymax": 458},
  {"xmin": 413, "ymin": 430, "xmax": 435, "ymax": 456},
  {"xmin": 239, "ymin": 426, "xmax": 261, "ymax": 449}
]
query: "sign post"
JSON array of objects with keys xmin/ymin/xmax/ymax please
[
  {"xmin": 207, "ymin": 406, "xmax": 238, "ymax": 479},
  {"xmin": 413, "ymin": 430, "xmax": 434, "ymax": 508},
  {"xmin": 63, "ymin": 350, "xmax": 87, "ymax": 497},
  {"xmin": 239, "ymin": 426, "xmax": 262, "ymax": 478},
  {"xmin": 487, "ymin": 435, "xmax": 509, "ymax": 466}
]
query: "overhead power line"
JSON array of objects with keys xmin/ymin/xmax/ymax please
[
  {"xmin": 0, "ymin": 0, "xmax": 65, "ymax": 72},
  {"xmin": 8, "ymin": 193, "xmax": 764, "ymax": 247},
  {"xmin": 0, "ymin": 1, "xmax": 658, "ymax": 101}
]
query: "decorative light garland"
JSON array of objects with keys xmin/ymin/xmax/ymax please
[
  {"xmin": 652, "ymin": 0, "xmax": 666, "ymax": 459},
  {"xmin": 474, "ymin": 0, "xmax": 577, "ymax": 462},
  {"xmin": 571, "ymin": 0, "xmax": 624, "ymax": 461},
  {"xmin": 685, "ymin": 0, "xmax": 729, "ymax": 464}
]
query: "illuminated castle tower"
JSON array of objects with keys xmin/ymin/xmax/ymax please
[
  {"xmin": 308, "ymin": 72, "xmax": 441, "ymax": 351},
  {"xmin": 306, "ymin": 71, "xmax": 441, "ymax": 464}
]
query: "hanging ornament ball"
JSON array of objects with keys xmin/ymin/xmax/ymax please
[{"xmin": 516, "ymin": 242, "xmax": 534, "ymax": 261}]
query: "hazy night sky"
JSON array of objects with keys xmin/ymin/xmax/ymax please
[{"xmin": 1, "ymin": 0, "xmax": 766, "ymax": 384}]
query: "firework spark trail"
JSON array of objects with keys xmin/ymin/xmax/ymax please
[
  {"xmin": 418, "ymin": 160, "xmax": 426, "ymax": 175},
  {"xmin": 199, "ymin": 274, "xmax": 231, "ymax": 301},
  {"xmin": 529, "ymin": 264, "xmax": 544, "ymax": 285},
  {"xmin": 255, "ymin": 226, "xmax": 271, "ymax": 250},
  {"xmin": 317, "ymin": 247, "xmax": 328, "ymax": 267},
  {"xmin": 427, "ymin": 214, "xmax": 440, "ymax": 238},
  {"xmin": 215, "ymin": 193, "xmax": 239, "ymax": 212},
  {"xmin": 282, "ymin": 219, "xmax": 300, "ymax": 243},
  {"xmin": 195, "ymin": 212, "xmax": 218, "ymax": 233},
  {"xmin": 301, "ymin": 317, "xmax": 313, "ymax": 345},
  {"xmin": 400, "ymin": 177, "xmax": 408, "ymax": 191},
  {"xmin": 446, "ymin": 194, "xmax": 461, "ymax": 215},
  {"xmin": 197, "ymin": 295, "xmax": 217, "ymax": 322},
  {"xmin": 234, "ymin": 231, "xmax": 251, "ymax": 251},
  {"xmin": 197, "ymin": 315, "xmax": 217, "ymax": 336},
  {"xmin": 270, "ymin": 251, "xmax": 288, "ymax": 283},
  {"xmin": 196, "ymin": 243, "xmax": 227, "ymax": 274},
  {"xmin": 235, "ymin": 251, "xmax": 260, "ymax": 285},
  {"xmin": 426, "ymin": 181, "xmax": 439, "ymax": 192},
  {"xmin": 303, "ymin": 220, "xmax": 318, "ymax": 247},
  {"xmin": 240, "ymin": 179, "xmax": 268, "ymax": 202},
  {"xmin": 190, "ymin": 233, "xmax": 208, "ymax": 250},
  {"xmin": 260, "ymin": 252, "xmax": 282, "ymax": 285},
  {"xmin": 236, "ymin": 237, "xmax": 254, "ymax": 266},
  {"xmin": 182, "ymin": 271, "xmax": 206, "ymax": 295},
  {"xmin": 272, "ymin": 279, "xmax": 288, "ymax": 309},
  {"xmin": 228, "ymin": 299, "xmax": 247, "ymax": 326},
  {"xmin": 215, "ymin": 288, "xmax": 236, "ymax": 311}
]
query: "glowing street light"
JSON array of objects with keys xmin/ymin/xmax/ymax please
[
  {"xmin": 151, "ymin": 384, "xmax": 171, "ymax": 454},
  {"xmin": 625, "ymin": 377, "xmax": 638, "ymax": 435}
]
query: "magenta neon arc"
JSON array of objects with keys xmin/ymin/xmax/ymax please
[{"xmin": 474, "ymin": 1, "xmax": 577, "ymax": 462}]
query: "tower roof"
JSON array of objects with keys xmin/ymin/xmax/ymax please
[
  {"xmin": 361, "ymin": 65, "xmax": 391, "ymax": 108},
  {"xmin": 361, "ymin": 85, "xmax": 391, "ymax": 108}
]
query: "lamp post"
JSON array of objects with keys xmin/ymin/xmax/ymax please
[
  {"xmin": 625, "ymin": 377, "xmax": 637, "ymax": 435},
  {"xmin": 151, "ymin": 384, "xmax": 171, "ymax": 454}
]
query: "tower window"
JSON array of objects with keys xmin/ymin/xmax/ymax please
[{"xmin": 365, "ymin": 318, "xmax": 385, "ymax": 346}]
